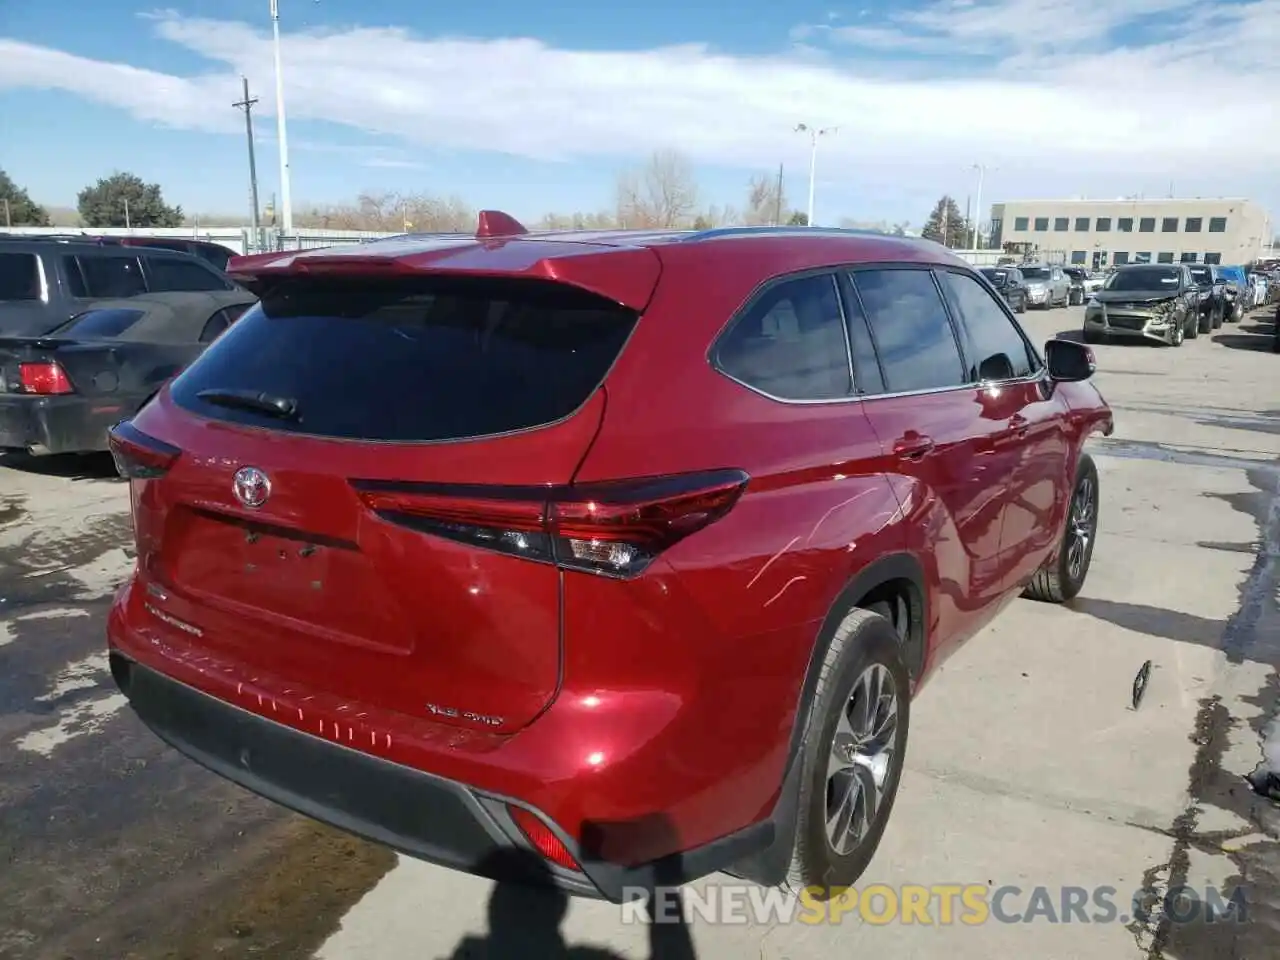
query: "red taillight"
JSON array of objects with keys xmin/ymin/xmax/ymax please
[
  {"xmin": 507, "ymin": 805, "xmax": 581, "ymax": 872},
  {"xmin": 107, "ymin": 420, "xmax": 181, "ymax": 479},
  {"xmin": 351, "ymin": 470, "xmax": 748, "ymax": 578},
  {"xmin": 18, "ymin": 362, "xmax": 74, "ymax": 395}
]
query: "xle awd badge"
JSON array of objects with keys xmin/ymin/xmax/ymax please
[{"xmin": 233, "ymin": 466, "xmax": 271, "ymax": 508}]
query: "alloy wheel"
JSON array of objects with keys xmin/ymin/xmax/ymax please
[
  {"xmin": 1066, "ymin": 476, "xmax": 1095, "ymax": 582},
  {"xmin": 825, "ymin": 663, "xmax": 899, "ymax": 856}
]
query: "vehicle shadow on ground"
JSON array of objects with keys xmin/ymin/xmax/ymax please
[
  {"xmin": 0, "ymin": 451, "xmax": 121, "ymax": 481},
  {"xmin": 442, "ymin": 823, "xmax": 698, "ymax": 960},
  {"xmin": 1212, "ymin": 310, "xmax": 1277, "ymax": 353}
]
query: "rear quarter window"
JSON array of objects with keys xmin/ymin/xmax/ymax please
[
  {"xmin": 169, "ymin": 276, "xmax": 638, "ymax": 442},
  {"xmin": 0, "ymin": 252, "xmax": 42, "ymax": 301}
]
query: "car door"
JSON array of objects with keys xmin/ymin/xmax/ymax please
[
  {"xmin": 1051, "ymin": 266, "xmax": 1068, "ymax": 304},
  {"xmin": 844, "ymin": 265, "xmax": 1012, "ymax": 660},
  {"xmin": 936, "ymin": 267, "xmax": 1072, "ymax": 592}
]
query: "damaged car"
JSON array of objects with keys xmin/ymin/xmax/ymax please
[{"xmin": 1082, "ymin": 263, "xmax": 1200, "ymax": 346}]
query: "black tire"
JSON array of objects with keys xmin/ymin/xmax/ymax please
[
  {"xmin": 1023, "ymin": 454, "xmax": 1099, "ymax": 604},
  {"xmin": 1082, "ymin": 326, "xmax": 1104, "ymax": 344},
  {"xmin": 1212, "ymin": 303, "xmax": 1224, "ymax": 330},
  {"xmin": 1169, "ymin": 318, "xmax": 1184, "ymax": 346},
  {"xmin": 1016, "ymin": 296, "xmax": 1027, "ymax": 314},
  {"xmin": 1196, "ymin": 307, "xmax": 1211, "ymax": 335},
  {"xmin": 784, "ymin": 608, "xmax": 910, "ymax": 900}
]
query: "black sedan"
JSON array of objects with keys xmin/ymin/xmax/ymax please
[
  {"xmin": 979, "ymin": 266, "xmax": 1028, "ymax": 313},
  {"xmin": 0, "ymin": 290, "xmax": 256, "ymax": 455}
]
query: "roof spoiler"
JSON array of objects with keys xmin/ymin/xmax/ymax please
[{"xmin": 476, "ymin": 210, "xmax": 528, "ymax": 239}]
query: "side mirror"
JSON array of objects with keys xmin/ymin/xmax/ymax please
[{"xmin": 1045, "ymin": 339, "xmax": 1096, "ymax": 382}]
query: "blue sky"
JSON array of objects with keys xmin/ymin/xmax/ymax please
[{"xmin": 1, "ymin": 0, "xmax": 1277, "ymax": 228}]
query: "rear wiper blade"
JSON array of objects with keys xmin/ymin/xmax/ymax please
[{"xmin": 196, "ymin": 388, "xmax": 299, "ymax": 420}]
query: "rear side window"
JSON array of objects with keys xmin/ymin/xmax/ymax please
[
  {"xmin": 199, "ymin": 308, "xmax": 233, "ymax": 342},
  {"xmin": 938, "ymin": 270, "xmax": 1037, "ymax": 381},
  {"xmin": 169, "ymin": 277, "xmax": 638, "ymax": 442},
  {"xmin": 850, "ymin": 269, "xmax": 966, "ymax": 393},
  {"xmin": 145, "ymin": 256, "xmax": 231, "ymax": 292},
  {"xmin": 714, "ymin": 274, "xmax": 851, "ymax": 401},
  {"xmin": 0, "ymin": 253, "xmax": 41, "ymax": 301},
  {"xmin": 57, "ymin": 308, "xmax": 146, "ymax": 338},
  {"xmin": 76, "ymin": 256, "xmax": 147, "ymax": 297}
]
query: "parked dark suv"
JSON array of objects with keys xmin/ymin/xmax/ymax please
[
  {"xmin": 106, "ymin": 214, "xmax": 1114, "ymax": 903},
  {"xmin": 1186, "ymin": 263, "xmax": 1228, "ymax": 333},
  {"xmin": 0, "ymin": 238, "xmax": 241, "ymax": 336},
  {"xmin": 979, "ymin": 265, "xmax": 1028, "ymax": 312}
]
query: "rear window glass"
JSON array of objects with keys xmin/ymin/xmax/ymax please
[
  {"xmin": 169, "ymin": 277, "xmax": 638, "ymax": 442},
  {"xmin": 0, "ymin": 253, "xmax": 41, "ymax": 301},
  {"xmin": 57, "ymin": 308, "xmax": 146, "ymax": 338}
]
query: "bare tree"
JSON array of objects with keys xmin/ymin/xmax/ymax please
[
  {"xmin": 744, "ymin": 173, "xmax": 789, "ymax": 226},
  {"xmin": 615, "ymin": 150, "xmax": 699, "ymax": 228}
]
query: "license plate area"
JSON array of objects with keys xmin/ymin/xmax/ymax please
[{"xmin": 163, "ymin": 507, "xmax": 410, "ymax": 654}]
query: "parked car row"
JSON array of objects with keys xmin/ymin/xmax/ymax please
[
  {"xmin": 0, "ymin": 235, "xmax": 256, "ymax": 456},
  {"xmin": 1081, "ymin": 261, "xmax": 1249, "ymax": 346}
]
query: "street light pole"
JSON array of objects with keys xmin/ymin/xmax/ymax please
[
  {"xmin": 970, "ymin": 163, "xmax": 996, "ymax": 250},
  {"xmin": 795, "ymin": 123, "xmax": 836, "ymax": 227},
  {"xmin": 233, "ymin": 76, "xmax": 263, "ymax": 252},
  {"xmin": 270, "ymin": 0, "xmax": 293, "ymax": 233}
]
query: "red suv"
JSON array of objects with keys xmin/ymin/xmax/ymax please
[{"xmin": 106, "ymin": 214, "xmax": 1113, "ymax": 902}]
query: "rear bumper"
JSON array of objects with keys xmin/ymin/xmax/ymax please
[
  {"xmin": 106, "ymin": 579, "xmax": 779, "ymax": 901},
  {"xmin": 0, "ymin": 393, "xmax": 125, "ymax": 454}
]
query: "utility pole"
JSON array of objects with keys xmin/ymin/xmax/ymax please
[
  {"xmin": 774, "ymin": 163, "xmax": 784, "ymax": 226},
  {"xmin": 123, "ymin": 196, "xmax": 131, "ymax": 229},
  {"xmin": 233, "ymin": 76, "xmax": 263, "ymax": 251},
  {"xmin": 2, "ymin": 198, "xmax": 9, "ymax": 228},
  {"xmin": 270, "ymin": 0, "xmax": 294, "ymax": 232},
  {"xmin": 795, "ymin": 123, "xmax": 836, "ymax": 227}
]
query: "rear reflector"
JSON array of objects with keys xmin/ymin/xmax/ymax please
[
  {"xmin": 351, "ymin": 470, "xmax": 749, "ymax": 579},
  {"xmin": 107, "ymin": 420, "xmax": 181, "ymax": 479},
  {"xmin": 507, "ymin": 805, "xmax": 581, "ymax": 872},
  {"xmin": 18, "ymin": 361, "xmax": 74, "ymax": 395}
]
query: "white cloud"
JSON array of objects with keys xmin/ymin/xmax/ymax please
[{"xmin": 0, "ymin": 2, "xmax": 1277, "ymax": 211}]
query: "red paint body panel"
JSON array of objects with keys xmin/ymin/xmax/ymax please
[{"xmin": 108, "ymin": 226, "xmax": 1115, "ymax": 878}]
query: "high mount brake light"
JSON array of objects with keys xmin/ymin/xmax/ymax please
[
  {"xmin": 351, "ymin": 470, "xmax": 749, "ymax": 578},
  {"xmin": 18, "ymin": 361, "xmax": 74, "ymax": 395},
  {"xmin": 107, "ymin": 420, "xmax": 181, "ymax": 480}
]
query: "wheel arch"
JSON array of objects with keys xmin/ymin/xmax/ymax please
[{"xmin": 727, "ymin": 551, "xmax": 929, "ymax": 888}]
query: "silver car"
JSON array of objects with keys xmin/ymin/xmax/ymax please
[{"xmin": 1019, "ymin": 264, "xmax": 1070, "ymax": 308}]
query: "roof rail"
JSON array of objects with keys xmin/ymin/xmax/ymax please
[
  {"xmin": 476, "ymin": 210, "xmax": 528, "ymax": 239},
  {"xmin": 680, "ymin": 225, "xmax": 900, "ymax": 242}
]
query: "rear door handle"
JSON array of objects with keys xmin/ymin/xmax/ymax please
[{"xmin": 893, "ymin": 435, "xmax": 935, "ymax": 460}]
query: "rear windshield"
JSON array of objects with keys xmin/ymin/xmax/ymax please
[
  {"xmin": 1020, "ymin": 267, "xmax": 1049, "ymax": 279},
  {"xmin": 980, "ymin": 269, "xmax": 1009, "ymax": 284},
  {"xmin": 168, "ymin": 276, "xmax": 638, "ymax": 442},
  {"xmin": 55, "ymin": 307, "xmax": 145, "ymax": 338},
  {"xmin": 0, "ymin": 252, "xmax": 41, "ymax": 301}
]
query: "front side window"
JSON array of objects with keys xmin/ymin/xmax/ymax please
[
  {"xmin": 851, "ymin": 269, "xmax": 965, "ymax": 394},
  {"xmin": 75, "ymin": 256, "xmax": 146, "ymax": 298},
  {"xmin": 715, "ymin": 273, "xmax": 852, "ymax": 401},
  {"xmin": 145, "ymin": 256, "xmax": 232, "ymax": 292},
  {"xmin": 939, "ymin": 270, "xmax": 1036, "ymax": 381}
]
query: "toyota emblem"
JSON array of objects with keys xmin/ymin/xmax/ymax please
[{"xmin": 233, "ymin": 466, "xmax": 271, "ymax": 508}]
